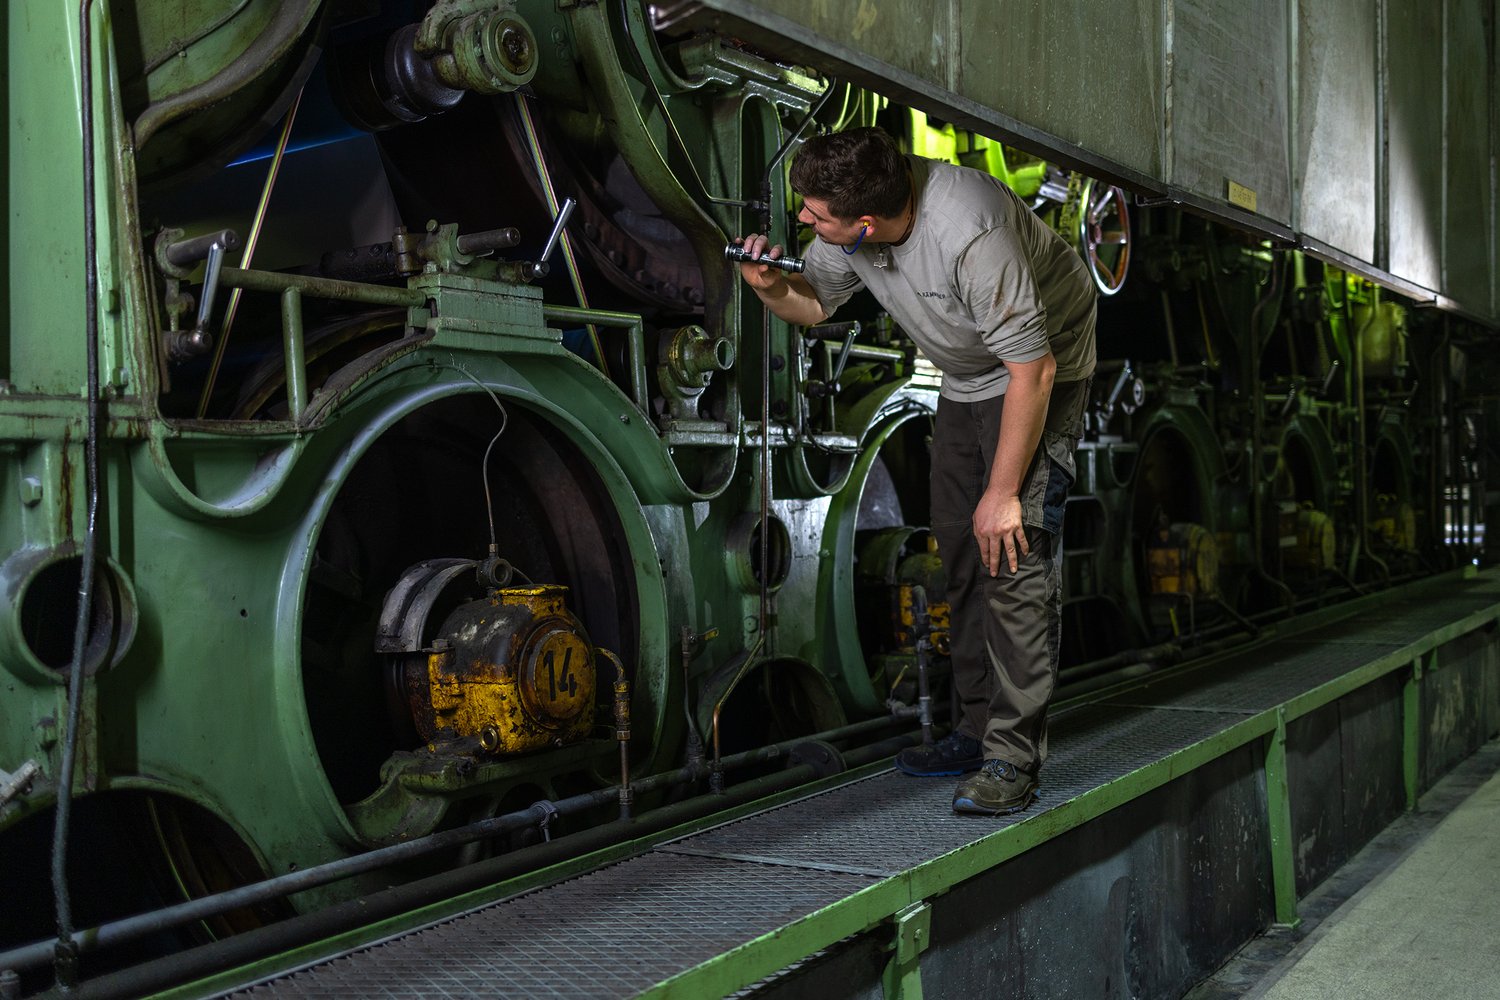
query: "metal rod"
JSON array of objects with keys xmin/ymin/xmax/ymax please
[
  {"xmin": 197, "ymin": 87, "xmax": 303, "ymax": 418},
  {"xmin": 455, "ymin": 226, "xmax": 521, "ymax": 256},
  {"xmin": 219, "ymin": 266, "xmax": 427, "ymax": 307},
  {"xmin": 911, "ymin": 586, "xmax": 934, "ymax": 745},
  {"xmin": 760, "ymin": 82, "xmax": 838, "ymax": 232},
  {"xmin": 597, "ymin": 648, "xmax": 633, "ymax": 821},
  {"xmin": 281, "ymin": 287, "xmax": 307, "ymax": 421},
  {"xmin": 517, "ymin": 96, "xmax": 607, "ymax": 375},
  {"xmin": 164, "ymin": 229, "xmax": 240, "ymax": 269},
  {"xmin": 542, "ymin": 304, "xmax": 646, "ymax": 412}
]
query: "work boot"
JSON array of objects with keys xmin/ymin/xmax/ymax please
[
  {"xmin": 952, "ymin": 759, "xmax": 1037, "ymax": 815},
  {"xmin": 894, "ymin": 731, "xmax": 983, "ymax": 776}
]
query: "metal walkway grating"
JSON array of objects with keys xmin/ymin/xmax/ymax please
[
  {"xmin": 663, "ymin": 703, "xmax": 1244, "ymax": 877},
  {"xmin": 234, "ymin": 854, "xmax": 877, "ymax": 999},
  {"xmin": 227, "ymin": 577, "xmax": 1500, "ymax": 998}
]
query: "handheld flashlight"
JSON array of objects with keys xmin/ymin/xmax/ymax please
[{"xmin": 724, "ymin": 244, "xmax": 806, "ymax": 273}]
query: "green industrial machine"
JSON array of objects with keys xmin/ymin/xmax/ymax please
[{"xmin": 0, "ymin": 0, "xmax": 948, "ymax": 963}]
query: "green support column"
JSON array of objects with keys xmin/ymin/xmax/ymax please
[
  {"xmin": 1403, "ymin": 652, "xmax": 1428, "ymax": 810},
  {"xmin": 1264, "ymin": 707, "xmax": 1301, "ymax": 929},
  {"xmin": 882, "ymin": 902, "xmax": 931, "ymax": 1000}
]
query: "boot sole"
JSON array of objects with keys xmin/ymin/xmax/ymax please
[
  {"xmin": 895, "ymin": 760, "xmax": 983, "ymax": 777},
  {"xmin": 951, "ymin": 787, "xmax": 1038, "ymax": 816}
]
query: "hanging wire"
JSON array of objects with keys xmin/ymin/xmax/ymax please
[
  {"xmin": 196, "ymin": 87, "xmax": 304, "ymax": 418},
  {"xmin": 54, "ymin": 3, "xmax": 102, "ymax": 985},
  {"xmin": 514, "ymin": 96, "xmax": 608, "ymax": 376},
  {"xmin": 427, "ymin": 359, "xmax": 511, "ymax": 552}
]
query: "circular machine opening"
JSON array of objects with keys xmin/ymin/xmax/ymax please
[
  {"xmin": 850, "ymin": 418, "xmax": 935, "ymax": 661},
  {"xmin": 728, "ymin": 513, "xmax": 793, "ymax": 592},
  {"xmin": 1129, "ymin": 425, "xmax": 1216, "ymax": 637},
  {"xmin": 711, "ymin": 657, "xmax": 848, "ymax": 760},
  {"xmin": 0, "ymin": 791, "xmax": 286, "ymax": 991},
  {"xmin": 17, "ymin": 553, "xmax": 136, "ymax": 676},
  {"xmin": 1271, "ymin": 429, "xmax": 1341, "ymax": 590},
  {"xmin": 1058, "ymin": 496, "xmax": 1133, "ymax": 668},
  {"xmin": 1369, "ymin": 431, "xmax": 1418, "ymax": 563},
  {"xmin": 300, "ymin": 396, "xmax": 640, "ymax": 804},
  {"xmin": 1277, "ymin": 433, "xmax": 1325, "ymax": 510}
]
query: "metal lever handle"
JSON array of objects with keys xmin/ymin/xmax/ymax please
[
  {"xmin": 1319, "ymin": 359, "xmax": 1341, "ymax": 399},
  {"xmin": 1105, "ymin": 361, "xmax": 1133, "ymax": 412},
  {"xmin": 194, "ymin": 239, "xmax": 228, "ymax": 334},
  {"xmin": 528, "ymin": 197, "xmax": 576, "ymax": 280},
  {"xmin": 829, "ymin": 324, "xmax": 859, "ymax": 385}
]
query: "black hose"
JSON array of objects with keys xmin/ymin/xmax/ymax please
[{"xmin": 51, "ymin": 0, "xmax": 102, "ymax": 989}]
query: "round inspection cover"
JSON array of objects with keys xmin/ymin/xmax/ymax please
[{"xmin": 518, "ymin": 625, "xmax": 594, "ymax": 729}]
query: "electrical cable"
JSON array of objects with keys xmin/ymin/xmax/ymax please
[
  {"xmin": 52, "ymin": 2, "xmax": 103, "ymax": 989},
  {"xmin": 426, "ymin": 359, "xmax": 511, "ymax": 557}
]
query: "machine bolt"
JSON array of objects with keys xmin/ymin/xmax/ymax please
[
  {"xmin": 479, "ymin": 725, "xmax": 500, "ymax": 752},
  {"xmin": 619, "ymin": 413, "xmax": 631, "ymax": 424},
  {"xmin": 19, "ymin": 477, "xmax": 42, "ymax": 507}
]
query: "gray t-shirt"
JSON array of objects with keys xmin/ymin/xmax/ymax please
[{"xmin": 801, "ymin": 157, "xmax": 1097, "ymax": 400}]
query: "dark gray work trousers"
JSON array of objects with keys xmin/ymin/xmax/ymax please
[{"xmin": 929, "ymin": 378, "xmax": 1089, "ymax": 773}]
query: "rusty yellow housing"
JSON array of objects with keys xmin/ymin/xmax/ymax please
[
  {"xmin": 897, "ymin": 583, "xmax": 952, "ymax": 656},
  {"xmin": 1146, "ymin": 523, "xmax": 1221, "ymax": 596},
  {"xmin": 418, "ymin": 585, "xmax": 596, "ymax": 755}
]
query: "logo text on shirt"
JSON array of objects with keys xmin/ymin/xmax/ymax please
[{"xmin": 915, "ymin": 291, "xmax": 949, "ymax": 300}]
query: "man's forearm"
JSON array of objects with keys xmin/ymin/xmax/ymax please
[
  {"xmin": 987, "ymin": 358, "xmax": 1056, "ymax": 498},
  {"xmin": 753, "ymin": 274, "xmax": 827, "ymax": 327}
]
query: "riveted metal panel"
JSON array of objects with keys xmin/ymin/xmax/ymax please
[
  {"xmin": 1168, "ymin": 0, "xmax": 1292, "ymax": 224},
  {"xmin": 1444, "ymin": 0, "xmax": 1495, "ymax": 316},
  {"xmin": 1387, "ymin": 0, "xmax": 1445, "ymax": 292},
  {"xmin": 1296, "ymin": 0, "xmax": 1377, "ymax": 260},
  {"xmin": 955, "ymin": 0, "xmax": 1164, "ymax": 177}
]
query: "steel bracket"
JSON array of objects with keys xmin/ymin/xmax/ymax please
[{"xmin": 882, "ymin": 901, "xmax": 930, "ymax": 1000}]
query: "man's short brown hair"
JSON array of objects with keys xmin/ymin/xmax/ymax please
[{"xmin": 789, "ymin": 126, "xmax": 910, "ymax": 220}]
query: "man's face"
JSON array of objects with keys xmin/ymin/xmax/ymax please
[{"xmin": 797, "ymin": 196, "xmax": 866, "ymax": 246}]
